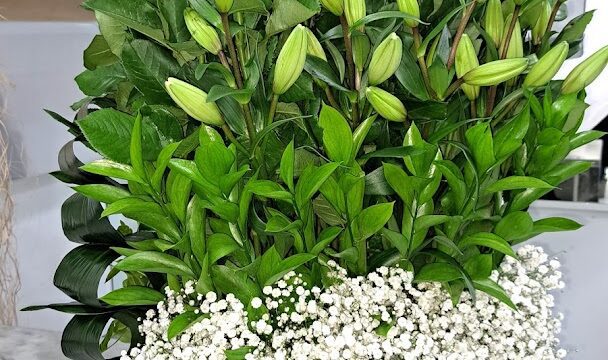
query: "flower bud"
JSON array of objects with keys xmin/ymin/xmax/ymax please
[
  {"xmin": 397, "ymin": 0, "xmax": 420, "ymax": 28},
  {"xmin": 344, "ymin": 0, "xmax": 366, "ymax": 29},
  {"xmin": 368, "ymin": 33, "xmax": 403, "ymax": 85},
  {"xmin": 184, "ymin": 8, "xmax": 222, "ymax": 55},
  {"xmin": 532, "ymin": 1, "xmax": 551, "ymax": 45},
  {"xmin": 365, "ymin": 86, "xmax": 407, "ymax": 122},
  {"xmin": 463, "ymin": 58, "xmax": 529, "ymax": 86},
  {"xmin": 272, "ymin": 25, "xmax": 308, "ymax": 95},
  {"xmin": 321, "ymin": 0, "xmax": 343, "ymax": 16},
  {"xmin": 214, "ymin": 0, "xmax": 233, "ymax": 13},
  {"xmin": 502, "ymin": 15, "xmax": 523, "ymax": 59},
  {"xmin": 165, "ymin": 77, "xmax": 224, "ymax": 126},
  {"xmin": 561, "ymin": 45, "xmax": 608, "ymax": 94},
  {"xmin": 305, "ymin": 28, "xmax": 327, "ymax": 61},
  {"xmin": 455, "ymin": 34, "xmax": 480, "ymax": 100},
  {"xmin": 484, "ymin": 0, "xmax": 504, "ymax": 48},
  {"xmin": 524, "ymin": 41, "xmax": 569, "ymax": 88}
]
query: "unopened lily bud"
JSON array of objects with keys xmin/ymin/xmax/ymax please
[
  {"xmin": 273, "ymin": 25, "xmax": 308, "ymax": 95},
  {"xmin": 368, "ymin": 33, "xmax": 403, "ymax": 85},
  {"xmin": 455, "ymin": 34, "xmax": 480, "ymax": 100},
  {"xmin": 502, "ymin": 15, "xmax": 523, "ymax": 58},
  {"xmin": 561, "ymin": 45, "xmax": 608, "ymax": 94},
  {"xmin": 344, "ymin": 0, "xmax": 366, "ymax": 29},
  {"xmin": 524, "ymin": 41, "xmax": 569, "ymax": 88},
  {"xmin": 397, "ymin": 0, "xmax": 420, "ymax": 28},
  {"xmin": 305, "ymin": 28, "xmax": 327, "ymax": 61},
  {"xmin": 484, "ymin": 0, "xmax": 504, "ymax": 48},
  {"xmin": 184, "ymin": 8, "xmax": 222, "ymax": 55},
  {"xmin": 532, "ymin": 1, "xmax": 551, "ymax": 45},
  {"xmin": 365, "ymin": 86, "xmax": 407, "ymax": 122},
  {"xmin": 321, "ymin": 0, "xmax": 343, "ymax": 16},
  {"xmin": 165, "ymin": 77, "xmax": 224, "ymax": 126},
  {"xmin": 463, "ymin": 58, "xmax": 529, "ymax": 86},
  {"xmin": 214, "ymin": 0, "xmax": 233, "ymax": 13}
]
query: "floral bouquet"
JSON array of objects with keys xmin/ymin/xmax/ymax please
[{"xmin": 25, "ymin": 0, "xmax": 607, "ymax": 359}]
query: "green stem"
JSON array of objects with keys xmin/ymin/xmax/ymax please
[
  {"xmin": 222, "ymin": 123, "xmax": 249, "ymax": 155},
  {"xmin": 340, "ymin": 16, "xmax": 356, "ymax": 90},
  {"xmin": 266, "ymin": 94, "xmax": 279, "ymax": 127},
  {"xmin": 444, "ymin": 78, "xmax": 464, "ymax": 98},
  {"xmin": 413, "ymin": 27, "xmax": 436, "ymax": 100}
]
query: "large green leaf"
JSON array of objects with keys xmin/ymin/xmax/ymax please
[
  {"xmin": 474, "ymin": 278, "xmax": 517, "ymax": 310},
  {"xmin": 484, "ymin": 176, "xmax": 553, "ymax": 193},
  {"xmin": 61, "ymin": 193, "xmax": 124, "ymax": 245},
  {"xmin": 84, "ymin": 0, "xmax": 165, "ymax": 42},
  {"xmin": 318, "ymin": 104, "xmax": 353, "ymax": 164},
  {"xmin": 78, "ymin": 109, "xmax": 163, "ymax": 163},
  {"xmin": 459, "ymin": 232, "xmax": 517, "ymax": 258},
  {"xmin": 121, "ymin": 39, "xmax": 180, "ymax": 105},
  {"xmin": 83, "ymin": 33, "xmax": 119, "ymax": 70},
  {"xmin": 115, "ymin": 251, "xmax": 195, "ymax": 277},
  {"xmin": 158, "ymin": 0, "xmax": 190, "ymax": 42},
  {"xmin": 75, "ymin": 63, "xmax": 126, "ymax": 97},
  {"xmin": 415, "ymin": 262, "xmax": 462, "ymax": 283},
  {"xmin": 61, "ymin": 314, "xmax": 112, "ymax": 360},
  {"xmin": 465, "ymin": 122, "xmax": 495, "ymax": 174},
  {"xmin": 265, "ymin": 0, "xmax": 319, "ymax": 36},
  {"xmin": 211, "ymin": 265, "xmax": 261, "ymax": 304},
  {"xmin": 295, "ymin": 162, "xmax": 340, "ymax": 206},
  {"xmin": 100, "ymin": 286, "xmax": 165, "ymax": 306},
  {"xmin": 353, "ymin": 202, "xmax": 394, "ymax": 241},
  {"xmin": 73, "ymin": 184, "xmax": 131, "ymax": 204},
  {"xmin": 54, "ymin": 245, "xmax": 118, "ymax": 306}
]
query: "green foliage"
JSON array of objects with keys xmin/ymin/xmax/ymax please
[{"xmin": 31, "ymin": 0, "xmax": 605, "ymax": 357}]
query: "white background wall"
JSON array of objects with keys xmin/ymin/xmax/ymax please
[{"xmin": 0, "ymin": 2, "xmax": 607, "ymax": 354}]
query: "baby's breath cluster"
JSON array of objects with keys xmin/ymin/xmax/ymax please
[{"xmin": 121, "ymin": 246, "xmax": 566, "ymax": 360}]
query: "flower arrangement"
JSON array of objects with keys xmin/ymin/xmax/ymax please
[{"xmin": 25, "ymin": 0, "xmax": 608, "ymax": 359}]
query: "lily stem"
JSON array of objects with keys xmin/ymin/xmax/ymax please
[{"xmin": 447, "ymin": 1, "xmax": 477, "ymax": 70}]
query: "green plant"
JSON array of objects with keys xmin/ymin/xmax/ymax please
[{"xmin": 26, "ymin": 0, "xmax": 607, "ymax": 358}]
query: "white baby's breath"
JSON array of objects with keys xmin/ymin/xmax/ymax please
[{"xmin": 120, "ymin": 245, "xmax": 566, "ymax": 360}]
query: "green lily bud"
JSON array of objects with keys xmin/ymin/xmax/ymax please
[
  {"xmin": 305, "ymin": 28, "xmax": 327, "ymax": 61},
  {"xmin": 502, "ymin": 15, "xmax": 523, "ymax": 58},
  {"xmin": 397, "ymin": 0, "xmax": 420, "ymax": 28},
  {"xmin": 184, "ymin": 8, "xmax": 222, "ymax": 55},
  {"xmin": 368, "ymin": 33, "xmax": 403, "ymax": 85},
  {"xmin": 272, "ymin": 25, "xmax": 308, "ymax": 95},
  {"xmin": 524, "ymin": 41, "xmax": 569, "ymax": 88},
  {"xmin": 165, "ymin": 77, "xmax": 224, "ymax": 126},
  {"xmin": 344, "ymin": 0, "xmax": 366, "ymax": 29},
  {"xmin": 561, "ymin": 45, "xmax": 608, "ymax": 94},
  {"xmin": 532, "ymin": 1, "xmax": 551, "ymax": 45},
  {"xmin": 455, "ymin": 34, "xmax": 480, "ymax": 100},
  {"xmin": 484, "ymin": 0, "xmax": 504, "ymax": 48},
  {"xmin": 463, "ymin": 58, "xmax": 529, "ymax": 86},
  {"xmin": 365, "ymin": 86, "xmax": 407, "ymax": 122},
  {"xmin": 214, "ymin": 0, "xmax": 233, "ymax": 13},
  {"xmin": 320, "ymin": 0, "xmax": 343, "ymax": 16}
]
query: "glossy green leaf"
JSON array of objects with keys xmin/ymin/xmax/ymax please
[
  {"xmin": 354, "ymin": 202, "xmax": 394, "ymax": 241},
  {"xmin": 473, "ymin": 278, "xmax": 517, "ymax": 310},
  {"xmin": 280, "ymin": 140, "xmax": 295, "ymax": 192},
  {"xmin": 100, "ymin": 286, "xmax": 165, "ymax": 306},
  {"xmin": 319, "ymin": 104, "xmax": 353, "ymax": 164},
  {"xmin": 115, "ymin": 251, "xmax": 195, "ymax": 277},
  {"xmin": 415, "ymin": 262, "xmax": 462, "ymax": 283},
  {"xmin": 485, "ymin": 176, "xmax": 553, "ymax": 193},
  {"xmin": 295, "ymin": 162, "xmax": 340, "ymax": 207},
  {"xmin": 459, "ymin": 232, "xmax": 517, "ymax": 258},
  {"xmin": 208, "ymin": 233, "xmax": 241, "ymax": 264},
  {"xmin": 73, "ymin": 184, "xmax": 130, "ymax": 204}
]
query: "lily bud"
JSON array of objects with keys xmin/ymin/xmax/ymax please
[
  {"xmin": 455, "ymin": 34, "xmax": 480, "ymax": 100},
  {"xmin": 344, "ymin": 0, "xmax": 366, "ymax": 29},
  {"xmin": 273, "ymin": 25, "xmax": 308, "ymax": 95},
  {"xmin": 214, "ymin": 0, "xmax": 233, "ymax": 13},
  {"xmin": 368, "ymin": 33, "xmax": 403, "ymax": 85},
  {"xmin": 463, "ymin": 58, "xmax": 529, "ymax": 86},
  {"xmin": 502, "ymin": 15, "xmax": 523, "ymax": 59},
  {"xmin": 165, "ymin": 77, "xmax": 224, "ymax": 126},
  {"xmin": 184, "ymin": 8, "xmax": 222, "ymax": 55},
  {"xmin": 524, "ymin": 41, "xmax": 569, "ymax": 88},
  {"xmin": 320, "ymin": 0, "xmax": 343, "ymax": 16},
  {"xmin": 561, "ymin": 45, "xmax": 608, "ymax": 94},
  {"xmin": 397, "ymin": 0, "xmax": 420, "ymax": 28},
  {"xmin": 305, "ymin": 28, "xmax": 327, "ymax": 61},
  {"xmin": 365, "ymin": 86, "xmax": 407, "ymax": 122},
  {"xmin": 484, "ymin": 0, "xmax": 504, "ymax": 48},
  {"xmin": 532, "ymin": 1, "xmax": 551, "ymax": 45}
]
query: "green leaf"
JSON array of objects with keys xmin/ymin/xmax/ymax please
[
  {"xmin": 295, "ymin": 162, "xmax": 340, "ymax": 206},
  {"xmin": 158, "ymin": 0, "xmax": 190, "ymax": 43},
  {"xmin": 554, "ymin": 10, "xmax": 594, "ymax": 45},
  {"xmin": 459, "ymin": 232, "xmax": 517, "ymax": 258},
  {"xmin": 484, "ymin": 176, "xmax": 553, "ymax": 193},
  {"xmin": 360, "ymin": 146, "xmax": 421, "ymax": 160},
  {"xmin": 168, "ymin": 311, "xmax": 207, "ymax": 340},
  {"xmin": 265, "ymin": 253, "xmax": 316, "ymax": 286},
  {"xmin": 100, "ymin": 286, "xmax": 165, "ymax": 306},
  {"xmin": 73, "ymin": 184, "xmax": 131, "ymax": 204},
  {"xmin": 319, "ymin": 104, "xmax": 353, "ymax": 164},
  {"xmin": 280, "ymin": 140, "xmax": 295, "ymax": 192},
  {"xmin": 115, "ymin": 251, "xmax": 195, "ymax": 277},
  {"xmin": 130, "ymin": 113, "xmax": 146, "ymax": 180},
  {"xmin": 152, "ymin": 142, "xmax": 181, "ymax": 192},
  {"xmin": 60, "ymin": 314, "xmax": 112, "ymax": 360},
  {"xmin": 84, "ymin": 0, "xmax": 165, "ymax": 42},
  {"xmin": 353, "ymin": 202, "xmax": 394, "ymax": 241},
  {"xmin": 122, "ymin": 39, "xmax": 180, "ymax": 104},
  {"xmin": 494, "ymin": 211, "xmax": 534, "ymax": 242},
  {"xmin": 207, "ymin": 85, "xmax": 254, "ymax": 104},
  {"xmin": 84, "ymin": 34, "xmax": 119, "ymax": 70},
  {"xmin": 166, "ymin": 172, "xmax": 192, "ymax": 223},
  {"xmin": 310, "ymin": 227, "xmax": 342, "ymax": 255},
  {"xmin": 75, "ymin": 63, "xmax": 126, "ymax": 96},
  {"xmin": 230, "ymin": 0, "xmax": 267, "ymax": 14},
  {"xmin": 189, "ymin": 0, "xmax": 222, "ymax": 28},
  {"xmin": 352, "ymin": 115, "xmax": 377, "ymax": 159},
  {"xmin": 415, "ymin": 262, "xmax": 462, "ymax": 283},
  {"xmin": 81, "ymin": 160, "xmax": 144, "ymax": 183},
  {"xmin": 304, "ymin": 56, "xmax": 350, "ymax": 92},
  {"xmin": 463, "ymin": 254, "xmax": 493, "ymax": 280},
  {"xmin": 61, "ymin": 193, "xmax": 124, "ymax": 245},
  {"xmin": 208, "ymin": 233, "xmax": 241, "ymax": 264},
  {"xmin": 95, "ymin": 11, "xmax": 128, "ymax": 56},
  {"xmin": 417, "ymin": 2, "xmax": 468, "ymax": 58},
  {"xmin": 349, "ymin": 11, "xmax": 425, "ymax": 30},
  {"xmin": 570, "ymin": 130, "xmax": 606, "ymax": 150},
  {"xmin": 78, "ymin": 109, "xmax": 163, "ymax": 163},
  {"xmin": 381, "ymin": 228, "xmax": 409, "ymax": 256},
  {"xmin": 54, "ymin": 245, "xmax": 118, "ymax": 306},
  {"xmin": 265, "ymin": 0, "xmax": 319, "ymax": 36},
  {"xmin": 382, "ymin": 163, "xmax": 418, "ymax": 204},
  {"xmin": 532, "ymin": 217, "xmax": 582, "ymax": 233},
  {"xmin": 465, "ymin": 122, "xmax": 495, "ymax": 174},
  {"xmin": 494, "ymin": 107, "xmax": 530, "ymax": 159},
  {"xmin": 414, "ymin": 215, "xmax": 452, "ymax": 233},
  {"xmin": 474, "ymin": 278, "xmax": 517, "ymax": 311},
  {"xmin": 211, "ymin": 265, "xmax": 261, "ymax": 304},
  {"xmin": 434, "ymin": 160, "xmax": 466, "ymax": 207},
  {"xmin": 247, "ymin": 180, "xmax": 293, "ymax": 202}
]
